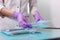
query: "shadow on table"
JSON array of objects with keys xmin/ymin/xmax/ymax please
[{"xmin": 46, "ymin": 37, "xmax": 60, "ymax": 40}]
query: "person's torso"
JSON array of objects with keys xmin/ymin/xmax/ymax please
[{"xmin": 0, "ymin": 0, "xmax": 29, "ymax": 30}]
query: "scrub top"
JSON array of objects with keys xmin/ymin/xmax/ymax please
[{"xmin": 0, "ymin": 0, "xmax": 37, "ymax": 30}]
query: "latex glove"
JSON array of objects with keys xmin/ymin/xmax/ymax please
[
  {"xmin": 12, "ymin": 11, "xmax": 32, "ymax": 29},
  {"xmin": 33, "ymin": 11, "xmax": 43, "ymax": 22}
]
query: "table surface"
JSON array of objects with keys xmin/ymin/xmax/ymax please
[
  {"xmin": 0, "ymin": 29, "xmax": 60, "ymax": 40},
  {"xmin": 0, "ymin": 20, "xmax": 60, "ymax": 40}
]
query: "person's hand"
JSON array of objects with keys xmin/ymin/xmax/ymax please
[
  {"xmin": 12, "ymin": 11, "xmax": 32, "ymax": 29},
  {"xmin": 33, "ymin": 11, "xmax": 43, "ymax": 22},
  {"xmin": 31, "ymin": 7, "xmax": 43, "ymax": 22},
  {"xmin": 17, "ymin": 13, "xmax": 32, "ymax": 29}
]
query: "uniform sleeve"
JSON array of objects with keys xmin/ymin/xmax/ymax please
[
  {"xmin": 0, "ymin": 0, "xmax": 4, "ymax": 10},
  {"xmin": 0, "ymin": 0, "xmax": 4, "ymax": 6},
  {"xmin": 29, "ymin": 0, "xmax": 37, "ymax": 11}
]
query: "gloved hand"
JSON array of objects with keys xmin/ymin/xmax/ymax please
[
  {"xmin": 33, "ymin": 11, "xmax": 43, "ymax": 22},
  {"xmin": 12, "ymin": 11, "xmax": 32, "ymax": 29}
]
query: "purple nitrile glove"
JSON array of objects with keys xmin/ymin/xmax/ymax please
[
  {"xmin": 12, "ymin": 11, "xmax": 32, "ymax": 29},
  {"xmin": 33, "ymin": 11, "xmax": 43, "ymax": 22}
]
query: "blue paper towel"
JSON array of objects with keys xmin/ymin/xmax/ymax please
[
  {"xmin": 0, "ymin": 31, "xmax": 51, "ymax": 40},
  {"xmin": 0, "ymin": 20, "xmax": 50, "ymax": 40},
  {"xmin": 32, "ymin": 20, "xmax": 49, "ymax": 28}
]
